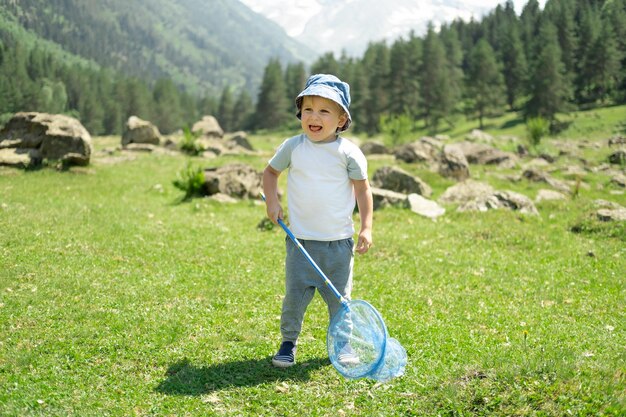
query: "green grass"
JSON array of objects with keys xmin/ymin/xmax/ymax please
[
  {"xmin": 377, "ymin": 103, "xmax": 626, "ymax": 146},
  {"xmin": 1, "ymin": 109, "xmax": 625, "ymax": 416}
]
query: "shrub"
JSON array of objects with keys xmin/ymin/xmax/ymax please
[
  {"xmin": 179, "ymin": 127, "xmax": 203, "ymax": 155},
  {"xmin": 379, "ymin": 113, "xmax": 415, "ymax": 147},
  {"xmin": 526, "ymin": 117, "xmax": 549, "ymax": 149},
  {"xmin": 173, "ymin": 163, "xmax": 205, "ymax": 200}
]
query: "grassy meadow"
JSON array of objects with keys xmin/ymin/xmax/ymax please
[{"xmin": 1, "ymin": 106, "xmax": 625, "ymax": 416}]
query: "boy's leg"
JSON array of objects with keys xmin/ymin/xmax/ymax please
[
  {"xmin": 280, "ymin": 238, "xmax": 318, "ymax": 344},
  {"xmin": 312, "ymin": 238, "xmax": 354, "ymax": 320}
]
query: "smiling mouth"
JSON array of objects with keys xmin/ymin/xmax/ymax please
[{"xmin": 309, "ymin": 125, "xmax": 322, "ymax": 132}]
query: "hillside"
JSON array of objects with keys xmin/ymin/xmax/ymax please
[{"xmin": 0, "ymin": 0, "xmax": 313, "ymax": 96}]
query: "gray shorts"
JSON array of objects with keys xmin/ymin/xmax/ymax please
[{"xmin": 280, "ymin": 237, "xmax": 354, "ymax": 343}]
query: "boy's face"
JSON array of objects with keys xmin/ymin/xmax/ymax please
[{"xmin": 300, "ymin": 96, "xmax": 348, "ymax": 142}]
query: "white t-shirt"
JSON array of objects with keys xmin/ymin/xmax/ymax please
[{"xmin": 269, "ymin": 134, "xmax": 368, "ymax": 241}]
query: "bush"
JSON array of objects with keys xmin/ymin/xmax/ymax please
[
  {"xmin": 379, "ymin": 113, "xmax": 415, "ymax": 147},
  {"xmin": 179, "ymin": 127, "xmax": 203, "ymax": 155},
  {"xmin": 526, "ymin": 117, "xmax": 549, "ymax": 149},
  {"xmin": 173, "ymin": 163, "xmax": 205, "ymax": 200}
]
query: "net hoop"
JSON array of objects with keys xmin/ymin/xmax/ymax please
[{"xmin": 327, "ymin": 299, "xmax": 389, "ymax": 379}]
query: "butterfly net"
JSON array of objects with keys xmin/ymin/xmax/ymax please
[{"xmin": 327, "ymin": 300, "xmax": 407, "ymax": 381}]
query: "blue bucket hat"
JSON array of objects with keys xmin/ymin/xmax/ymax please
[{"xmin": 296, "ymin": 74, "xmax": 352, "ymax": 132}]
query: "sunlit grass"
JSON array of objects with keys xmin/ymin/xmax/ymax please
[{"xmin": 0, "ymin": 113, "xmax": 624, "ymax": 415}]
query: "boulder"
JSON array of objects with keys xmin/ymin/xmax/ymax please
[
  {"xmin": 458, "ymin": 190, "xmax": 538, "ymax": 215},
  {"xmin": 360, "ymin": 140, "xmax": 389, "ymax": 155},
  {"xmin": 226, "ymin": 131, "xmax": 254, "ymax": 151},
  {"xmin": 192, "ymin": 116, "xmax": 224, "ymax": 138},
  {"xmin": 608, "ymin": 149, "xmax": 626, "ymax": 165},
  {"xmin": 597, "ymin": 207, "xmax": 626, "ymax": 222},
  {"xmin": 438, "ymin": 180, "xmax": 495, "ymax": 205},
  {"xmin": 372, "ymin": 166, "xmax": 432, "ymax": 197},
  {"xmin": 371, "ymin": 187, "xmax": 409, "ymax": 210},
  {"xmin": 122, "ymin": 116, "xmax": 162, "ymax": 146},
  {"xmin": 0, "ymin": 148, "xmax": 42, "ymax": 168},
  {"xmin": 535, "ymin": 189, "xmax": 567, "ymax": 202},
  {"xmin": 439, "ymin": 145, "xmax": 470, "ymax": 181},
  {"xmin": 407, "ymin": 193, "xmax": 445, "ymax": 219},
  {"xmin": 393, "ymin": 137, "xmax": 441, "ymax": 163},
  {"xmin": 203, "ymin": 163, "xmax": 262, "ymax": 199},
  {"xmin": 0, "ymin": 112, "xmax": 92, "ymax": 168},
  {"xmin": 608, "ymin": 135, "xmax": 626, "ymax": 147},
  {"xmin": 611, "ymin": 173, "xmax": 626, "ymax": 188},
  {"xmin": 466, "ymin": 129, "xmax": 494, "ymax": 143},
  {"xmin": 447, "ymin": 141, "xmax": 518, "ymax": 167},
  {"xmin": 522, "ymin": 168, "xmax": 571, "ymax": 193}
]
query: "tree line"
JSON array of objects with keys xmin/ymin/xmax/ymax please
[
  {"xmin": 256, "ymin": 0, "xmax": 626, "ymax": 135},
  {"xmin": 1, "ymin": 0, "xmax": 625, "ymax": 137}
]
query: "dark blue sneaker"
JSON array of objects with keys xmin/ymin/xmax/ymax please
[{"xmin": 272, "ymin": 341, "xmax": 296, "ymax": 368}]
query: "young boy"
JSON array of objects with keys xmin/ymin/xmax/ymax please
[{"xmin": 262, "ymin": 74, "xmax": 373, "ymax": 368}]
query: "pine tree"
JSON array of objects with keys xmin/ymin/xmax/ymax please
[
  {"xmin": 232, "ymin": 89, "xmax": 254, "ymax": 131},
  {"xmin": 284, "ymin": 62, "xmax": 306, "ymax": 105},
  {"xmin": 466, "ymin": 38, "xmax": 506, "ymax": 129},
  {"xmin": 253, "ymin": 58, "xmax": 290, "ymax": 130},
  {"xmin": 439, "ymin": 25, "xmax": 464, "ymax": 122},
  {"xmin": 544, "ymin": 0, "xmax": 578, "ymax": 85},
  {"xmin": 420, "ymin": 24, "xmax": 456, "ymax": 132},
  {"xmin": 574, "ymin": 1, "xmax": 602, "ymax": 103},
  {"xmin": 311, "ymin": 52, "xmax": 340, "ymax": 75},
  {"xmin": 525, "ymin": 21, "xmax": 571, "ymax": 121},
  {"xmin": 388, "ymin": 38, "xmax": 412, "ymax": 116},
  {"xmin": 500, "ymin": 20, "xmax": 528, "ymax": 110},
  {"xmin": 152, "ymin": 78, "xmax": 182, "ymax": 134},
  {"xmin": 586, "ymin": 17, "xmax": 622, "ymax": 103},
  {"xmin": 404, "ymin": 32, "xmax": 423, "ymax": 119},
  {"xmin": 217, "ymin": 86, "xmax": 234, "ymax": 133},
  {"xmin": 360, "ymin": 42, "xmax": 390, "ymax": 135}
]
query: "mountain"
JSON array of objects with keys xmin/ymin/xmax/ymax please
[
  {"xmin": 239, "ymin": 0, "xmax": 546, "ymax": 56},
  {"xmin": 0, "ymin": 0, "xmax": 314, "ymax": 96}
]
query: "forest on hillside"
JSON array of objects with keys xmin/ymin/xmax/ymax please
[{"xmin": 1, "ymin": 0, "xmax": 625, "ymax": 137}]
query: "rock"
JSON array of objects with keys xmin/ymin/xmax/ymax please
[
  {"xmin": 203, "ymin": 163, "xmax": 262, "ymax": 199},
  {"xmin": 608, "ymin": 149, "xmax": 626, "ymax": 165},
  {"xmin": 439, "ymin": 145, "xmax": 470, "ymax": 181},
  {"xmin": 393, "ymin": 138, "xmax": 441, "ymax": 163},
  {"xmin": 438, "ymin": 180, "xmax": 495, "ymax": 205},
  {"xmin": 0, "ymin": 148, "xmax": 42, "ymax": 168},
  {"xmin": 121, "ymin": 116, "xmax": 162, "ymax": 146},
  {"xmin": 466, "ymin": 129, "xmax": 494, "ymax": 143},
  {"xmin": 458, "ymin": 190, "xmax": 538, "ymax": 215},
  {"xmin": 123, "ymin": 143, "xmax": 159, "ymax": 153},
  {"xmin": 225, "ymin": 131, "xmax": 254, "ymax": 151},
  {"xmin": 608, "ymin": 135, "xmax": 626, "ymax": 147},
  {"xmin": 597, "ymin": 208, "xmax": 626, "ymax": 222},
  {"xmin": 192, "ymin": 115, "xmax": 224, "ymax": 138},
  {"xmin": 611, "ymin": 173, "xmax": 626, "ymax": 188},
  {"xmin": 447, "ymin": 141, "xmax": 518, "ymax": 167},
  {"xmin": 371, "ymin": 166, "xmax": 432, "ymax": 197},
  {"xmin": 371, "ymin": 187, "xmax": 409, "ymax": 210},
  {"xmin": 535, "ymin": 189, "xmax": 567, "ymax": 202},
  {"xmin": 360, "ymin": 140, "xmax": 389, "ymax": 155},
  {"xmin": 522, "ymin": 168, "xmax": 571, "ymax": 193},
  {"xmin": 0, "ymin": 112, "xmax": 92, "ymax": 167},
  {"xmin": 197, "ymin": 137, "xmax": 227, "ymax": 155},
  {"xmin": 407, "ymin": 193, "xmax": 445, "ymax": 219}
]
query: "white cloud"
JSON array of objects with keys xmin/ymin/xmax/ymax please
[{"xmin": 239, "ymin": 0, "xmax": 547, "ymax": 56}]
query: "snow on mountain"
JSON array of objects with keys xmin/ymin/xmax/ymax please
[{"xmin": 239, "ymin": 0, "xmax": 545, "ymax": 57}]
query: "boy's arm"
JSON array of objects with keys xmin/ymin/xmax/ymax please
[
  {"xmin": 353, "ymin": 178, "xmax": 373, "ymax": 254},
  {"xmin": 263, "ymin": 165, "xmax": 283, "ymax": 224}
]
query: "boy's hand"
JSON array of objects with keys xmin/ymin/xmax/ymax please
[
  {"xmin": 266, "ymin": 200, "xmax": 283, "ymax": 225},
  {"xmin": 355, "ymin": 228, "xmax": 372, "ymax": 254}
]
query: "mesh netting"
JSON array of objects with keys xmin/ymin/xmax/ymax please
[{"xmin": 327, "ymin": 300, "xmax": 407, "ymax": 381}]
